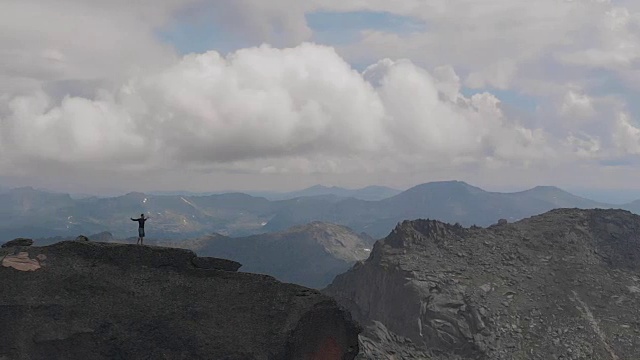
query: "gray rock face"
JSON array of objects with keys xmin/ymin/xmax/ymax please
[
  {"xmin": 0, "ymin": 241, "xmax": 360, "ymax": 360},
  {"xmin": 325, "ymin": 209, "xmax": 640, "ymax": 359},
  {"xmin": 191, "ymin": 256, "xmax": 242, "ymax": 271},
  {"xmin": 1, "ymin": 238, "xmax": 34, "ymax": 248},
  {"xmin": 356, "ymin": 321, "xmax": 433, "ymax": 359}
]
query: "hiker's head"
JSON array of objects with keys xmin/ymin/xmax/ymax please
[{"xmin": 140, "ymin": 213, "xmax": 144, "ymax": 218}]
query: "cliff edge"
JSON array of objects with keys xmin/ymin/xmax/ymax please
[{"xmin": 0, "ymin": 241, "xmax": 360, "ymax": 360}]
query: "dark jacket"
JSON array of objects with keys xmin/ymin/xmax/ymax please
[{"xmin": 131, "ymin": 217, "xmax": 147, "ymax": 229}]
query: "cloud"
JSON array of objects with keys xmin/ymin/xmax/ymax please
[
  {"xmin": 0, "ymin": 43, "xmax": 559, "ymax": 176},
  {"xmin": 560, "ymin": 89, "xmax": 596, "ymax": 119},
  {"xmin": 565, "ymin": 132, "xmax": 602, "ymax": 159},
  {"xmin": 613, "ymin": 113, "xmax": 640, "ymax": 155},
  {"xmin": 0, "ymin": 0, "xmax": 187, "ymax": 98},
  {"xmin": 135, "ymin": 44, "xmax": 388, "ymax": 163},
  {"xmin": 1, "ymin": 39, "xmax": 637, "ymax": 183},
  {"xmin": 1, "ymin": 90, "xmax": 146, "ymax": 167},
  {"xmin": 330, "ymin": 0, "xmax": 640, "ymax": 98},
  {"xmin": 465, "ymin": 59, "xmax": 518, "ymax": 90},
  {"xmin": 1, "ymin": 0, "xmax": 639, "ymax": 192},
  {"xmin": 364, "ymin": 59, "xmax": 552, "ymax": 166},
  {"xmin": 169, "ymin": 0, "xmax": 312, "ymax": 47},
  {"xmin": 557, "ymin": 7, "xmax": 640, "ymax": 69}
]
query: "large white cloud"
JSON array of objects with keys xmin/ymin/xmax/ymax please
[
  {"xmin": 0, "ymin": 44, "xmax": 557, "ymax": 175},
  {"xmin": 1, "ymin": 0, "xmax": 639, "ymax": 192}
]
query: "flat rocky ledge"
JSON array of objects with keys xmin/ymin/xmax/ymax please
[
  {"xmin": 0, "ymin": 241, "xmax": 360, "ymax": 359},
  {"xmin": 1, "ymin": 240, "xmax": 242, "ymax": 273}
]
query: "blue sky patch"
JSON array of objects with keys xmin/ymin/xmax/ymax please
[
  {"xmin": 159, "ymin": 10, "xmax": 426, "ymax": 55},
  {"xmin": 307, "ymin": 11, "xmax": 426, "ymax": 45},
  {"xmin": 158, "ymin": 21, "xmax": 255, "ymax": 55}
]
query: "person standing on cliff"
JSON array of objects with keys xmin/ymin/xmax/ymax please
[{"xmin": 131, "ymin": 214, "xmax": 149, "ymax": 245}]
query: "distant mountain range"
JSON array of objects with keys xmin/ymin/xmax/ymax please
[
  {"xmin": 0, "ymin": 181, "xmax": 638, "ymax": 242},
  {"xmin": 244, "ymin": 185, "xmax": 402, "ymax": 201},
  {"xmin": 150, "ymin": 184, "xmax": 402, "ymax": 201}
]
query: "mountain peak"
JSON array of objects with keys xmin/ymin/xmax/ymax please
[
  {"xmin": 391, "ymin": 181, "xmax": 484, "ymax": 199},
  {"xmin": 410, "ymin": 180, "xmax": 477, "ymax": 190},
  {"xmin": 286, "ymin": 222, "xmax": 371, "ymax": 262},
  {"xmin": 528, "ymin": 185, "xmax": 567, "ymax": 193},
  {"xmin": 121, "ymin": 192, "xmax": 148, "ymax": 202},
  {"xmin": 124, "ymin": 191, "xmax": 147, "ymax": 197},
  {"xmin": 300, "ymin": 185, "xmax": 338, "ymax": 192}
]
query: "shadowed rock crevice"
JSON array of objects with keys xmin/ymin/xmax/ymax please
[{"xmin": 283, "ymin": 300, "xmax": 360, "ymax": 360}]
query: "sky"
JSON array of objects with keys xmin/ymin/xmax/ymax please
[{"xmin": 1, "ymin": 0, "xmax": 640, "ymax": 196}]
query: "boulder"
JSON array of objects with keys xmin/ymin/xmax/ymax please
[
  {"xmin": 1, "ymin": 238, "xmax": 34, "ymax": 248},
  {"xmin": 1, "ymin": 252, "xmax": 41, "ymax": 271},
  {"xmin": 191, "ymin": 256, "xmax": 242, "ymax": 271}
]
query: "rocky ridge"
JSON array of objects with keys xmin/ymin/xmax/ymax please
[
  {"xmin": 326, "ymin": 208, "xmax": 640, "ymax": 359},
  {"xmin": 0, "ymin": 241, "xmax": 360, "ymax": 360}
]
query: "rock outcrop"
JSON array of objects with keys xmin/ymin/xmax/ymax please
[
  {"xmin": 0, "ymin": 241, "xmax": 360, "ymax": 360},
  {"xmin": 1, "ymin": 238, "xmax": 34, "ymax": 248},
  {"xmin": 325, "ymin": 209, "xmax": 640, "ymax": 359}
]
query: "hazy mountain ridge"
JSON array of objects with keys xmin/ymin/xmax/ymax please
[
  {"xmin": 148, "ymin": 184, "xmax": 402, "ymax": 201},
  {"xmin": 0, "ymin": 181, "xmax": 637, "ymax": 241},
  {"xmin": 251, "ymin": 185, "xmax": 403, "ymax": 201},
  {"xmin": 264, "ymin": 181, "xmax": 627, "ymax": 237},
  {"xmin": 158, "ymin": 222, "xmax": 373, "ymax": 288}
]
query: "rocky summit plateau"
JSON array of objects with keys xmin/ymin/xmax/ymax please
[
  {"xmin": 325, "ymin": 208, "xmax": 640, "ymax": 359},
  {"xmin": 0, "ymin": 241, "xmax": 360, "ymax": 360}
]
